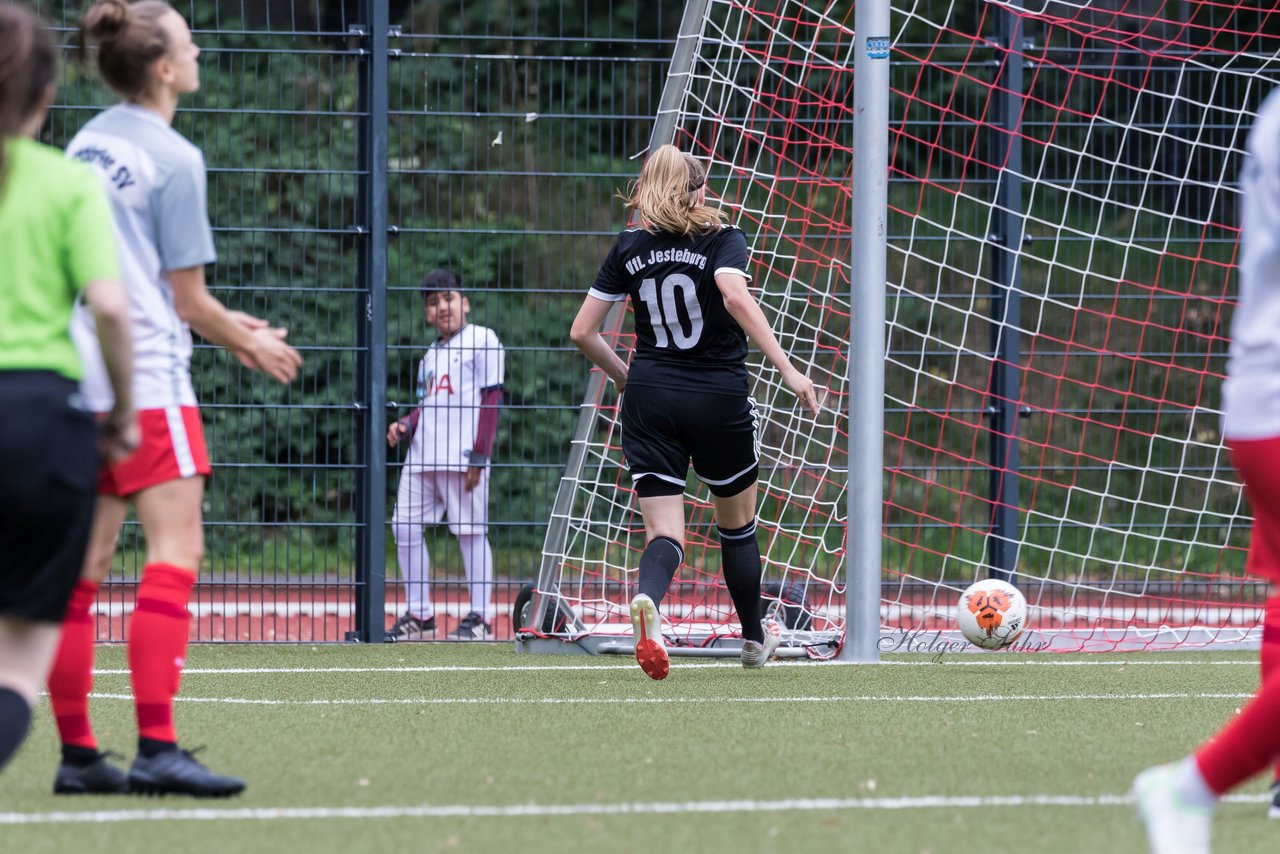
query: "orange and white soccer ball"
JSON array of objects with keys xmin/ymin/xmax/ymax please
[{"xmin": 956, "ymin": 579, "xmax": 1027, "ymax": 650}]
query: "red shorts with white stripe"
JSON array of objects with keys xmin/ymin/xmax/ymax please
[
  {"xmin": 98, "ymin": 407, "xmax": 211, "ymax": 498},
  {"xmin": 1230, "ymin": 436, "xmax": 1280, "ymax": 585}
]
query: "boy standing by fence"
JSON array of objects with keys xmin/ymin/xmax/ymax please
[{"xmin": 387, "ymin": 269, "xmax": 504, "ymax": 640}]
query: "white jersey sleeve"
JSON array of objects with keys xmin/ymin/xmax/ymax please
[
  {"xmin": 154, "ymin": 148, "xmax": 216, "ymax": 272},
  {"xmin": 478, "ymin": 326, "xmax": 505, "ymax": 391}
]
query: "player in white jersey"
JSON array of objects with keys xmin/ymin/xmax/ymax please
[
  {"xmin": 387, "ymin": 269, "xmax": 505, "ymax": 640},
  {"xmin": 1133, "ymin": 87, "xmax": 1280, "ymax": 852},
  {"xmin": 1218, "ymin": 83, "xmax": 1280, "ymax": 821},
  {"xmin": 44, "ymin": 0, "xmax": 301, "ymax": 798}
]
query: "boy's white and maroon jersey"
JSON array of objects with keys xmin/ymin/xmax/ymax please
[
  {"xmin": 1224, "ymin": 88, "xmax": 1280, "ymax": 439},
  {"xmin": 588, "ymin": 224, "xmax": 752, "ymax": 395},
  {"xmin": 406, "ymin": 323, "xmax": 504, "ymax": 471},
  {"xmin": 67, "ymin": 104, "xmax": 217, "ymax": 411}
]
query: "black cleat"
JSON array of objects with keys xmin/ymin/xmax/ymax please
[
  {"xmin": 128, "ymin": 747, "xmax": 246, "ymax": 798},
  {"xmin": 1269, "ymin": 780, "xmax": 1280, "ymax": 820},
  {"xmin": 53, "ymin": 750, "xmax": 130, "ymax": 795}
]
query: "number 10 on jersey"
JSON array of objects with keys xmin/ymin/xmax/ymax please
[{"xmin": 638, "ymin": 274, "xmax": 704, "ymax": 349}]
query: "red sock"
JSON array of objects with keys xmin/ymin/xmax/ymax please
[
  {"xmin": 1195, "ymin": 669, "xmax": 1280, "ymax": 795},
  {"xmin": 1261, "ymin": 596, "xmax": 1280, "ymax": 784},
  {"xmin": 128, "ymin": 564, "xmax": 195, "ymax": 744},
  {"xmin": 48, "ymin": 580, "xmax": 100, "ymax": 750}
]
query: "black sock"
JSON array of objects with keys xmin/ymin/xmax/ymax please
[
  {"xmin": 637, "ymin": 537, "xmax": 684, "ymax": 608},
  {"xmin": 0, "ymin": 687, "xmax": 32, "ymax": 772},
  {"xmin": 719, "ymin": 519, "xmax": 764, "ymax": 643},
  {"xmin": 138, "ymin": 737, "xmax": 177, "ymax": 758},
  {"xmin": 61, "ymin": 743, "xmax": 101, "ymax": 767}
]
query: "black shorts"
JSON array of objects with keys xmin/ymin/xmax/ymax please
[
  {"xmin": 620, "ymin": 384, "xmax": 759, "ymax": 498},
  {"xmin": 0, "ymin": 372, "xmax": 98, "ymax": 623}
]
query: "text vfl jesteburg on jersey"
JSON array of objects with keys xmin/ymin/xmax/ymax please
[{"xmin": 588, "ymin": 225, "xmax": 752, "ymax": 394}]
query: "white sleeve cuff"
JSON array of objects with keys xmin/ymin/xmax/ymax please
[
  {"xmin": 587, "ymin": 287, "xmax": 627, "ymax": 302},
  {"xmin": 714, "ymin": 267, "xmax": 751, "ymax": 280}
]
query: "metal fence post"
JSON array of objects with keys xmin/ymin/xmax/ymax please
[
  {"xmin": 986, "ymin": 2, "xmax": 1025, "ymax": 583},
  {"xmin": 351, "ymin": 0, "xmax": 391, "ymax": 643}
]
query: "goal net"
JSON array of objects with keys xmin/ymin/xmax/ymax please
[{"xmin": 525, "ymin": 0, "xmax": 1277, "ymax": 655}]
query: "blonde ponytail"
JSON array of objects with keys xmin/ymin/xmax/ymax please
[{"xmin": 621, "ymin": 144, "xmax": 726, "ymax": 236}]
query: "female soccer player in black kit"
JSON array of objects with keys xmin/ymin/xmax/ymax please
[{"xmin": 571, "ymin": 144, "xmax": 819, "ymax": 680}]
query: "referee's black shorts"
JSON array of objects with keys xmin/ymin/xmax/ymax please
[
  {"xmin": 619, "ymin": 384, "xmax": 760, "ymax": 499},
  {"xmin": 0, "ymin": 371, "xmax": 98, "ymax": 623}
]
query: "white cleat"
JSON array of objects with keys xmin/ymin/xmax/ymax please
[
  {"xmin": 741, "ymin": 616, "xmax": 782, "ymax": 669},
  {"xmin": 1131, "ymin": 763, "xmax": 1212, "ymax": 854},
  {"xmin": 629, "ymin": 594, "xmax": 669, "ymax": 680}
]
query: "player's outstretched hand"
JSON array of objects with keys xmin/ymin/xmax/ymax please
[
  {"xmin": 100, "ymin": 405, "xmax": 140, "ymax": 464},
  {"xmin": 240, "ymin": 326, "xmax": 303, "ymax": 384},
  {"xmin": 783, "ymin": 367, "xmax": 820, "ymax": 415},
  {"xmin": 388, "ymin": 421, "xmax": 409, "ymax": 448}
]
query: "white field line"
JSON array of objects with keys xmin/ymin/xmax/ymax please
[
  {"xmin": 0, "ymin": 792, "xmax": 1268, "ymax": 826},
  {"xmin": 84, "ymin": 691, "xmax": 1254, "ymax": 707},
  {"xmin": 87, "ymin": 658, "xmax": 1262, "ymax": 677}
]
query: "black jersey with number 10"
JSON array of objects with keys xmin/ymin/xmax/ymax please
[{"xmin": 588, "ymin": 225, "xmax": 752, "ymax": 394}]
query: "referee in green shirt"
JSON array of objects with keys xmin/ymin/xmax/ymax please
[{"xmin": 0, "ymin": 2, "xmax": 136, "ymax": 774}]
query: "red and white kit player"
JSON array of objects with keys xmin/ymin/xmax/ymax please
[
  {"xmin": 387, "ymin": 268, "xmax": 505, "ymax": 641},
  {"xmin": 1133, "ymin": 86, "xmax": 1280, "ymax": 852},
  {"xmin": 48, "ymin": 0, "xmax": 301, "ymax": 797}
]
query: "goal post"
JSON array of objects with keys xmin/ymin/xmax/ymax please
[
  {"xmin": 844, "ymin": 0, "xmax": 891, "ymax": 663},
  {"xmin": 520, "ymin": 0, "xmax": 1272, "ymax": 657}
]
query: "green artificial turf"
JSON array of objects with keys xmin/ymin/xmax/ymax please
[{"xmin": 0, "ymin": 645, "xmax": 1271, "ymax": 853}]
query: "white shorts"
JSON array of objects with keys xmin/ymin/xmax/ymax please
[{"xmin": 392, "ymin": 467, "xmax": 489, "ymax": 536}]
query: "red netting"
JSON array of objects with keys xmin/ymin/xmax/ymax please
[{"xmin": 536, "ymin": 0, "xmax": 1277, "ymax": 654}]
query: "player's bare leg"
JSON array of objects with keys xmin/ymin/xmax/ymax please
[
  {"xmin": 134, "ymin": 477, "xmax": 206, "ymax": 570},
  {"xmin": 49, "ymin": 495, "xmax": 131, "ymax": 794},
  {"xmin": 630, "ymin": 495, "xmax": 684, "ymax": 680},
  {"xmin": 712, "ymin": 484, "xmax": 781, "ymax": 668}
]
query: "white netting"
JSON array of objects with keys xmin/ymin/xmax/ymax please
[{"xmin": 534, "ymin": 0, "xmax": 1280, "ymax": 654}]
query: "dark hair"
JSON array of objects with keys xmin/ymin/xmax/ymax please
[
  {"xmin": 0, "ymin": 2, "xmax": 59, "ymax": 194},
  {"xmin": 79, "ymin": 0, "xmax": 173, "ymax": 99},
  {"xmin": 422, "ymin": 268, "xmax": 462, "ymax": 301}
]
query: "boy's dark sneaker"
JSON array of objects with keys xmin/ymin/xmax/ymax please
[
  {"xmin": 386, "ymin": 611, "xmax": 436, "ymax": 641},
  {"xmin": 53, "ymin": 750, "xmax": 130, "ymax": 795},
  {"xmin": 128, "ymin": 747, "xmax": 245, "ymax": 798},
  {"xmin": 451, "ymin": 611, "xmax": 493, "ymax": 640},
  {"xmin": 1269, "ymin": 780, "xmax": 1280, "ymax": 819}
]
